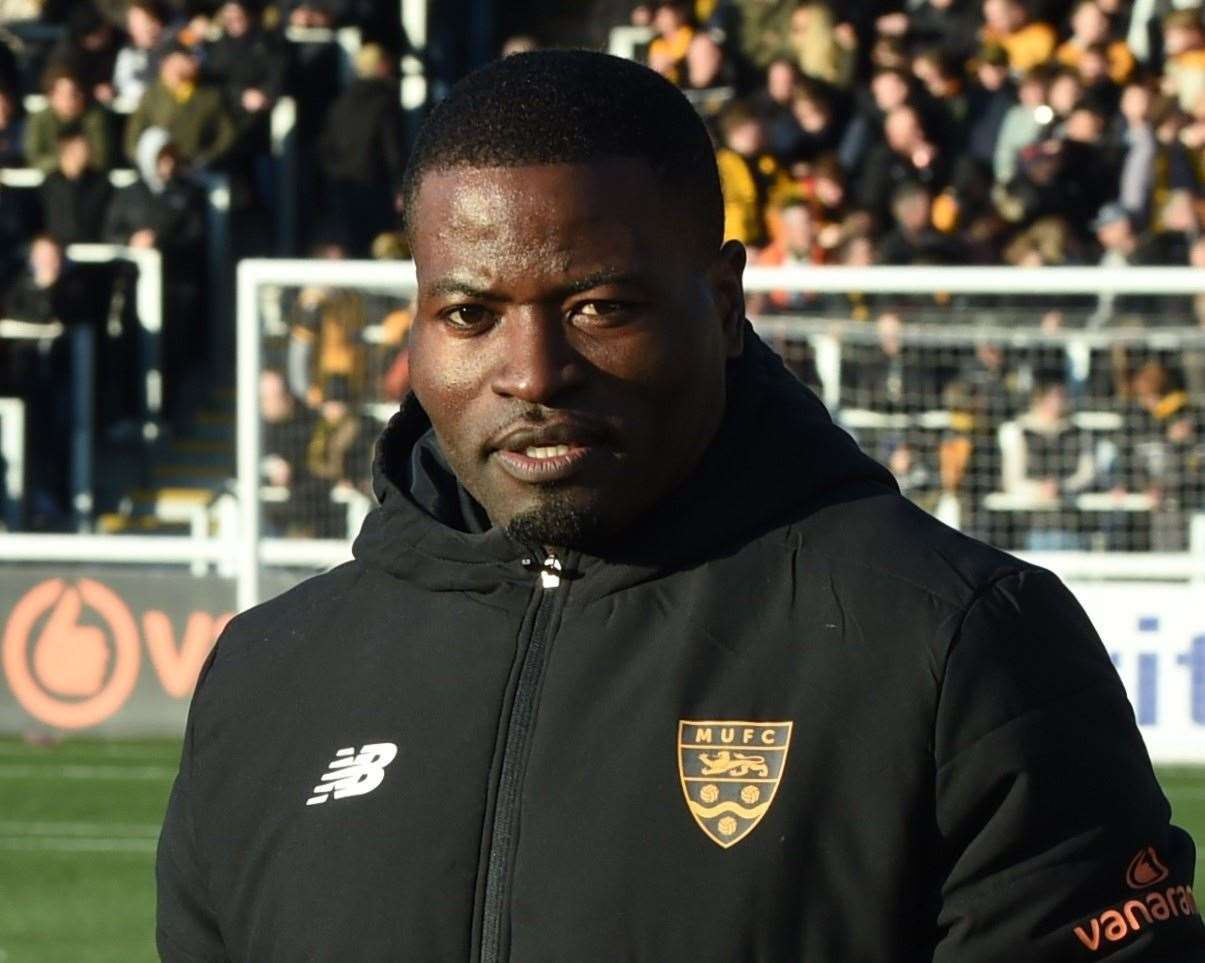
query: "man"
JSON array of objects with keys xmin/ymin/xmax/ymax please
[
  {"xmin": 22, "ymin": 67, "xmax": 113, "ymax": 174},
  {"xmin": 124, "ymin": 45, "xmax": 237, "ymax": 173},
  {"xmin": 38, "ymin": 125, "xmax": 111, "ymax": 246},
  {"xmin": 317, "ymin": 43, "xmax": 406, "ymax": 256},
  {"xmin": 157, "ymin": 51, "xmax": 1205, "ymax": 961},
  {"xmin": 112, "ymin": 0, "xmax": 171, "ymax": 105}
]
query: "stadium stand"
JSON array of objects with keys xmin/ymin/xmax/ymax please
[{"xmin": 0, "ymin": 0, "xmax": 1202, "ymax": 569}]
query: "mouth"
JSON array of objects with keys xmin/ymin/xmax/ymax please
[{"xmin": 488, "ymin": 420, "xmax": 614, "ymax": 484}]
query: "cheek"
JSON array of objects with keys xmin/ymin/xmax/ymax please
[{"xmin": 409, "ymin": 328, "xmax": 488, "ymax": 434}]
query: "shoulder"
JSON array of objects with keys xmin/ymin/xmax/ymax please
[
  {"xmin": 796, "ymin": 491, "xmax": 1030, "ymax": 614},
  {"xmin": 197, "ymin": 560, "xmax": 369, "ymax": 692}
]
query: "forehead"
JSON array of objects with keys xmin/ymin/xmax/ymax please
[{"xmin": 409, "ymin": 161, "xmax": 687, "ymax": 292}]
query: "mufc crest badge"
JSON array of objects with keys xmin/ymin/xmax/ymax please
[{"xmin": 677, "ymin": 720, "xmax": 793, "ymax": 849}]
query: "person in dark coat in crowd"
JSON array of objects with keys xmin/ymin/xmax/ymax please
[
  {"xmin": 317, "ymin": 42, "xmax": 405, "ymax": 256},
  {"xmin": 105, "ymin": 125, "xmax": 208, "ymax": 424},
  {"xmin": 203, "ymin": 0, "xmax": 288, "ymax": 156},
  {"xmin": 104, "ymin": 126, "xmax": 206, "ymax": 262},
  {"xmin": 38, "ymin": 125, "xmax": 112, "ymax": 246},
  {"xmin": 45, "ymin": 3, "xmax": 121, "ymax": 105},
  {"xmin": 2, "ymin": 234, "xmax": 90, "ymax": 324}
]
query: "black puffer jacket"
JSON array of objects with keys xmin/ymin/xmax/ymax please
[{"xmin": 157, "ymin": 330, "xmax": 1205, "ymax": 962}]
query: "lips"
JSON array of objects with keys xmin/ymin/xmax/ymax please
[{"xmin": 487, "ymin": 419, "xmax": 613, "ymax": 484}]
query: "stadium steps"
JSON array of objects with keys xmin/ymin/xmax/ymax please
[{"xmin": 99, "ymin": 386, "xmax": 236, "ymax": 534}]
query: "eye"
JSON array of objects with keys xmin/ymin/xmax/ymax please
[
  {"xmin": 572, "ymin": 300, "xmax": 629, "ymax": 323},
  {"xmin": 443, "ymin": 304, "xmax": 495, "ymax": 331}
]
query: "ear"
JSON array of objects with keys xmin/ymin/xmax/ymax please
[{"xmin": 710, "ymin": 239, "xmax": 747, "ymax": 358}]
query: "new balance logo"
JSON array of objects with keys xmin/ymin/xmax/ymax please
[{"xmin": 306, "ymin": 743, "xmax": 398, "ymax": 807}]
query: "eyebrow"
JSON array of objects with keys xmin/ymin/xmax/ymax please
[{"xmin": 423, "ymin": 270, "xmax": 650, "ymax": 301}]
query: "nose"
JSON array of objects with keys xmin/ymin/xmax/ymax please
[{"xmin": 490, "ymin": 309, "xmax": 584, "ymax": 404}]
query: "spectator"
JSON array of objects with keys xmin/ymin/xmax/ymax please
[
  {"xmin": 1144, "ymin": 188, "xmax": 1199, "ymax": 263},
  {"xmin": 46, "ymin": 3, "xmax": 121, "ymax": 105},
  {"xmin": 682, "ymin": 30, "xmax": 728, "ymax": 91},
  {"xmin": 104, "ymin": 126, "xmax": 205, "ymax": 260},
  {"xmin": 106, "ymin": 125, "xmax": 208, "ymax": 423},
  {"xmin": 23, "ymin": 67, "xmax": 113, "ymax": 173},
  {"xmin": 878, "ymin": 180, "xmax": 963, "ymax": 263},
  {"xmin": 856, "ymin": 103, "xmax": 949, "ymax": 224},
  {"xmin": 259, "ymin": 367, "xmax": 317, "ymax": 534},
  {"xmin": 993, "ymin": 66, "xmax": 1051, "ymax": 184},
  {"xmin": 1057, "ymin": 0, "xmax": 1135, "ymax": 84},
  {"xmin": 843, "ymin": 312, "xmax": 941, "ymax": 411},
  {"xmin": 756, "ymin": 198, "xmax": 826, "ymax": 310},
  {"xmin": 836, "ymin": 66, "xmax": 912, "ymax": 176},
  {"xmin": 981, "ymin": 0, "xmax": 1057, "ymax": 73},
  {"xmin": 911, "ymin": 48, "xmax": 972, "ymax": 148},
  {"xmin": 125, "ymin": 45, "xmax": 237, "ymax": 172},
  {"xmin": 1003, "ymin": 100, "xmax": 1118, "ymax": 232},
  {"xmin": 112, "ymin": 0, "xmax": 170, "ymax": 105},
  {"xmin": 1117, "ymin": 80, "xmax": 1158, "ymax": 226},
  {"xmin": 647, "ymin": 1, "xmax": 694, "ymax": 85},
  {"xmin": 880, "ymin": 0, "xmax": 982, "ymax": 64},
  {"xmin": 775, "ymin": 81, "xmax": 845, "ymax": 165},
  {"xmin": 734, "ymin": 0, "xmax": 804, "ymax": 72},
  {"xmin": 2, "ymin": 234, "xmax": 87, "ymax": 324},
  {"xmin": 680, "ymin": 31, "xmax": 737, "ymax": 116},
  {"xmin": 787, "ymin": 1, "xmax": 856, "ymax": 89},
  {"xmin": 998, "ymin": 377, "xmax": 1095, "ymax": 548},
  {"xmin": 317, "ymin": 43, "xmax": 405, "ymax": 257},
  {"xmin": 303, "ymin": 374, "xmax": 368, "ymax": 535},
  {"xmin": 204, "ymin": 1, "xmax": 288, "ymax": 156},
  {"xmin": 1162, "ymin": 9, "xmax": 1205, "ymax": 114},
  {"xmin": 286, "ymin": 242, "xmax": 372, "ymax": 405},
  {"xmin": 964, "ymin": 45, "xmax": 1015, "ymax": 167},
  {"xmin": 1047, "ymin": 65, "xmax": 1086, "ymax": 121},
  {"xmin": 38, "ymin": 125, "xmax": 112, "ymax": 245},
  {"xmin": 714, "ymin": 102, "xmax": 790, "ymax": 250},
  {"xmin": 0, "ymin": 83, "xmax": 24, "ymax": 166}
]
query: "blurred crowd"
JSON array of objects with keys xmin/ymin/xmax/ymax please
[
  {"xmin": 0, "ymin": 0, "xmax": 411, "ymax": 526},
  {"xmin": 614, "ymin": 0, "xmax": 1204, "ymax": 285},
  {"xmin": 593, "ymin": 0, "xmax": 1205, "ymax": 549},
  {"xmin": 0, "ymin": 0, "xmax": 1202, "ymax": 544}
]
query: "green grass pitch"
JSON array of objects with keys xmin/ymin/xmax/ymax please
[{"xmin": 1, "ymin": 739, "xmax": 1205, "ymax": 961}]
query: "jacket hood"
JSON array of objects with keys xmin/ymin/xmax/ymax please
[
  {"xmin": 352, "ymin": 326, "xmax": 897, "ymax": 594},
  {"xmin": 136, "ymin": 126, "xmax": 172, "ymax": 194}
]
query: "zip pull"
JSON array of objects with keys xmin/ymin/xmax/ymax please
[
  {"xmin": 539, "ymin": 555, "xmax": 563, "ymax": 589},
  {"xmin": 521, "ymin": 554, "xmax": 563, "ymax": 589}
]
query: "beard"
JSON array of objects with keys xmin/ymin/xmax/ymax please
[{"xmin": 502, "ymin": 487, "xmax": 605, "ymax": 549}]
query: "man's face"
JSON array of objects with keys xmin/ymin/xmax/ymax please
[
  {"xmin": 58, "ymin": 136, "xmax": 90, "ymax": 177},
  {"xmin": 128, "ymin": 7, "xmax": 164, "ymax": 49},
  {"xmin": 408, "ymin": 160, "xmax": 745, "ymax": 547},
  {"xmin": 49, "ymin": 78, "xmax": 84, "ymax": 120}
]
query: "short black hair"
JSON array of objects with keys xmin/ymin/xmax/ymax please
[{"xmin": 402, "ymin": 50, "xmax": 723, "ymax": 254}]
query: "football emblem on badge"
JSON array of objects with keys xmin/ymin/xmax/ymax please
[{"xmin": 678, "ymin": 720, "xmax": 793, "ymax": 848}]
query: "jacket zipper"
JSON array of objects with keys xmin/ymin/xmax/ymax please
[{"xmin": 479, "ymin": 553, "xmax": 564, "ymax": 963}]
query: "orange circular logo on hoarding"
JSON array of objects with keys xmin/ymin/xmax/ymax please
[{"xmin": 2, "ymin": 578, "xmax": 141, "ymax": 728}]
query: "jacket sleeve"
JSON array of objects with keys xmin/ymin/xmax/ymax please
[
  {"xmin": 933, "ymin": 568, "xmax": 1205, "ymax": 961},
  {"xmin": 156, "ymin": 653, "xmax": 227, "ymax": 962}
]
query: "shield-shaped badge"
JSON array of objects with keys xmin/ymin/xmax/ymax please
[{"xmin": 677, "ymin": 720, "xmax": 793, "ymax": 849}]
